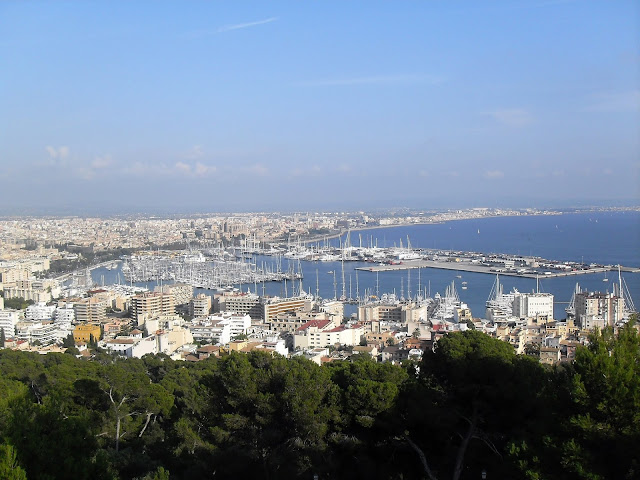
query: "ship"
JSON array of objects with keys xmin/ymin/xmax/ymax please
[{"xmin": 485, "ymin": 274, "xmax": 518, "ymax": 322}]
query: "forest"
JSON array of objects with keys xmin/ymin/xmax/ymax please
[{"xmin": 0, "ymin": 319, "xmax": 638, "ymax": 480}]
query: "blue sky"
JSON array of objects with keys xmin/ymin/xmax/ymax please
[{"xmin": 1, "ymin": 1, "xmax": 638, "ymax": 213}]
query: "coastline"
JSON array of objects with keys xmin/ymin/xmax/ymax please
[{"xmin": 302, "ymin": 211, "xmax": 562, "ymax": 245}]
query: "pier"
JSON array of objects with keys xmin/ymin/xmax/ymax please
[{"xmin": 356, "ymin": 259, "xmax": 640, "ymax": 278}]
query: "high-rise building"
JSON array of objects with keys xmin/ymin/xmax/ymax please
[
  {"xmin": 0, "ymin": 310, "xmax": 20, "ymax": 338},
  {"xmin": 154, "ymin": 283, "xmax": 193, "ymax": 305},
  {"xmin": 575, "ymin": 291, "xmax": 624, "ymax": 329},
  {"xmin": 215, "ymin": 292, "xmax": 263, "ymax": 320},
  {"xmin": 131, "ymin": 292, "xmax": 176, "ymax": 321},
  {"xmin": 74, "ymin": 297, "xmax": 107, "ymax": 324},
  {"xmin": 263, "ymin": 296, "xmax": 312, "ymax": 324},
  {"xmin": 189, "ymin": 293, "xmax": 212, "ymax": 318},
  {"xmin": 512, "ymin": 293, "xmax": 554, "ymax": 319}
]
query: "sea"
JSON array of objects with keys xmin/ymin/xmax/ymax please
[{"xmin": 92, "ymin": 211, "xmax": 640, "ymax": 321}]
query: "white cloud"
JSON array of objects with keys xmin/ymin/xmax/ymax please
[
  {"xmin": 91, "ymin": 155, "xmax": 112, "ymax": 169},
  {"xmin": 43, "ymin": 146, "xmax": 70, "ymax": 167},
  {"xmin": 125, "ymin": 160, "xmax": 217, "ymax": 178},
  {"xmin": 125, "ymin": 162, "xmax": 172, "ymax": 177},
  {"xmin": 419, "ymin": 170, "xmax": 429, "ymax": 178},
  {"xmin": 484, "ymin": 109, "xmax": 534, "ymax": 127},
  {"xmin": 45, "ymin": 145, "xmax": 70, "ymax": 159},
  {"xmin": 484, "ymin": 170, "xmax": 505, "ymax": 179},
  {"xmin": 217, "ymin": 17, "xmax": 278, "ymax": 33},
  {"xmin": 291, "ymin": 165, "xmax": 322, "ymax": 178},
  {"xmin": 242, "ymin": 164, "xmax": 269, "ymax": 176},
  {"xmin": 584, "ymin": 90, "xmax": 640, "ymax": 113},
  {"xmin": 183, "ymin": 145, "xmax": 204, "ymax": 160},
  {"xmin": 74, "ymin": 167, "xmax": 95, "ymax": 180},
  {"xmin": 336, "ymin": 164, "xmax": 352, "ymax": 173},
  {"xmin": 195, "ymin": 162, "xmax": 216, "ymax": 176},
  {"xmin": 175, "ymin": 161, "xmax": 192, "ymax": 175}
]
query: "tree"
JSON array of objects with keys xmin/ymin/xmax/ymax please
[
  {"xmin": 557, "ymin": 318, "xmax": 640, "ymax": 479},
  {"xmin": 2, "ymin": 298, "xmax": 33, "ymax": 310},
  {"xmin": 463, "ymin": 318, "xmax": 476, "ymax": 330},
  {"xmin": 196, "ymin": 351, "xmax": 339, "ymax": 478},
  {"xmin": 403, "ymin": 330, "xmax": 548, "ymax": 480},
  {"xmin": 524, "ymin": 342, "xmax": 540, "ymax": 356},
  {"xmin": 0, "ymin": 328, "xmax": 5, "ymax": 348},
  {"xmin": 140, "ymin": 466, "xmax": 170, "ymax": 480},
  {"xmin": 0, "ymin": 444, "xmax": 27, "ymax": 480},
  {"xmin": 62, "ymin": 333, "xmax": 75, "ymax": 348},
  {"xmin": 99, "ymin": 361, "xmax": 174, "ymax": 454}
]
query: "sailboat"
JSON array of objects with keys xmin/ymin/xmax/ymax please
[{"xmin": 603, "ymin": 270, "xmax": 609, "ymax": 282}]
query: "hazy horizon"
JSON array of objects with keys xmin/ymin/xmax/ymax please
[{"xmin": 1, "ymin": 1, "xmax": 638, "ymax": 213}]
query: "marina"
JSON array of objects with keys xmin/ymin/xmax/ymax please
[{"xmin": 356, "ymin": 258, "xmax": 640, "ymax": 278}]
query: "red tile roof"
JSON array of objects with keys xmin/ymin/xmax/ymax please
[{"xmin": 296, "ymin": 319, "xmax": 331, "ymax": 332}]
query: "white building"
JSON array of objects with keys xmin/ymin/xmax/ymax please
[
  {"xmin": 189, "ymin": 293, "xmax": 212, "ymax": 318},
  {"xmin": 156, "ymin": 328, "xmax": 194, "ymax": 355},
  {"xmin": 26, "ymin": 302, "xmax": 57, "ymax": 321},
  {"xmin": 0, "ymin": 310, "xmax": 20, "ymax": 337},
  {"xmin": 206, "ymin": 312, "xmax": 251, "ymax": 338},
  {"xmin": 15, "ymin": 321, "xmax": 59, "ymax": 345},
  {"xmin": 54, "ymin": 304, "xmax": 75, "ymax": 324},
  {"xmin": 252, "ymin": 336, "xmax": 289, "ymax": 357},
  {"xmin": 512, "ymin": 293, "xmax": 554, "ymax": 319},
  {"xmin": 190, "ymin": 319, "xmax": 231, "ymax": 345},
  {"xmin": 102, "ymin": 335, "xmax": 159, "ymax": 358},
  {"xmin": 142, "ymin": 314, "xmax": 186, "ymax": 334},
  {"xmin": 574, "ymin": 291, "xmax": 625, "ymax": 328},
  {"xmin": 294, "ymin": 319, "xmax": 364, "ymax": 349}
]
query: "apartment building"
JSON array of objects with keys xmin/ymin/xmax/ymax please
[{"xmin": 130, "ymin": 292, "xmax": 176, "ymax": 320}]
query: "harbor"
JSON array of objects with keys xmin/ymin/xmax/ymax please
[{"xmin": 356, "ymin": 259, "xmax": 640, "ymax": 278}]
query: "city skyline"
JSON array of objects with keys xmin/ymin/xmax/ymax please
[{"xmin": 1, "ymin": 1, "xmax": 638, "ymax": 214}]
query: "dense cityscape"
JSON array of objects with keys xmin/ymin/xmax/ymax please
[
  {"xmin": 0, "ymin": 207, "xmax": 638, "ymax": 479},
  {"xmin": 1, "ymin": 206, "xmax": 637, "ymax": 359},
  {"xmin": 2, "ymin": 1, "xmax": 639, "ymax": 479}
]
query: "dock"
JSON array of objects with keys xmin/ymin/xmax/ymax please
[{"xmin": 356, "ymin": 260, "xmax": 640, "ymax": 278}]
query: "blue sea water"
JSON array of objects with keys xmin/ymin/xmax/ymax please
[{"xmin": 93, "ymin": 211, "xmax": 639, "ymax": 321}]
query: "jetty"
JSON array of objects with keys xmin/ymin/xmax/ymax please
[{"xmin": 356, "ymin": 259, "xmax": 640, "ymax": 279}]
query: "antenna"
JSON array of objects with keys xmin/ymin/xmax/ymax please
[{"xmin": 341, "ymin": 259, "xmax": 346, "ymax": 300}]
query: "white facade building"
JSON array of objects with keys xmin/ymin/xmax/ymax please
[
  {"xmin": 190, "ymin": 320, "xmax": 231, "ymax": 345},
  {"xmin": 102, "ymin": 335, "xmax": 159, "ymax": 358},
  {"xmin": 26, "ymin": 303, "xmax": 57, "ymax": 321},
  {"xmin": 206, "ymin": 312, "xmax": 251, "ymax": 338},
  {"xmin": 0, "ymin": 310, "xmax": 20, "ymax": 338},
  {"xmin": 54, "ymin": 305, "xmax": 75, "ymax": 324},
  {"xmin": 15, "ymin": 321, "xmax": 59, "ymax": 345},
  {"xmin": 512, "ymin": 293, "xmax": 554, "ymax": 319}
]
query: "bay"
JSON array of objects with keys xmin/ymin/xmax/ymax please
[{"xmin": 92, "ymin": 211, "xmax": 640, "ymax": 321}]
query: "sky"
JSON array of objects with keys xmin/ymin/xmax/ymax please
[{"xmin": 1, "ymin": 1, "xmax": 638, "ymax": 214}]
